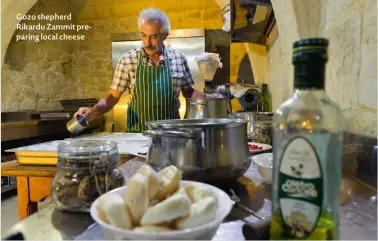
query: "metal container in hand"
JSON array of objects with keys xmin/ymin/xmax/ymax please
[
  {"xmin": 144, "ymin": 118, "xmax": 250, "ymax": 182},
  {"xmin": 66, "ymin": 114, "xmax": 89, "ymax": 134},
  {"xmin": 184, "ymin": 98, "xmax": 231, "ymax": 119}
]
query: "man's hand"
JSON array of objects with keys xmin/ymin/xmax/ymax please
[
  {"xmin": 74, "ymin": 107, "xmax": 97, "ymax": 121},
  {"xmin": 205, "ymin": 93, "xmax": 224, "ymax": 99}
]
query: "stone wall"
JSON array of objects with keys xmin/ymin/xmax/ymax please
[
  {"xmin": 1, "ymin": 0, "xmax": 37, "ymax": 64},
  {"xmin": 1, "ymin": 0, "xmax": 83, "ymax": 111},
  {"xmin": 1, "ymin": 0, "xmax": 222, "ymax": 114},
  {"xmin": 266, "ymin": 0, "xmax": 377, "ymax": 138}
]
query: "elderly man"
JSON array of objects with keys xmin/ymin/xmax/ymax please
[{"xmin": 76, "ymin": 7, "xmax": 218, "ymax": 132}]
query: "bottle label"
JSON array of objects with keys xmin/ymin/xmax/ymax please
[{"xmin": 278, "ymin": 136, "xmax": 324, "ymax": 238}]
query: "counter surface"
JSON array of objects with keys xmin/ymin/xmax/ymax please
[{"xmin": 2, "ymin": 158, "xmax": 377, "ymax": 240}]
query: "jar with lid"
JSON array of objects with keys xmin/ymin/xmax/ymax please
[
  {"xmin": 252, "ymin": 112, "xmax": 273, "ymax": 144},
  {"xmin": 51, "ymin": 140, "xmax": 124, "ymax": 212}
]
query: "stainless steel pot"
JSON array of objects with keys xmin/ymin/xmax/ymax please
[
  {"xmin": 229, "ymin": 112, "xmax": 255, "ymax": 139},
  {"xmin": 144, "ymin": 118, "xmax": 250, "ymax": 182},
  {"xmin": 184, "ymin": 98, "xmax": 231, "ymax": 119}
]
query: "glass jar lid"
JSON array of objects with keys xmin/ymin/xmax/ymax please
[
  {"xmin": 58, "ymin": 140, "xmax": 117, "ymax": 156},
  {"xmin": 57, "ymin": 140, "xmax": 118, "ymax": 168}
]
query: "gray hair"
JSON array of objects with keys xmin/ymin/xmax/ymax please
[{"xmin": 138, "ymin": 8, "xmax": 171, "ymax": 34}]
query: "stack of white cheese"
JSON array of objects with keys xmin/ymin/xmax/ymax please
[{"xmin": 97, "ymin": 165, "xmax": 217, "ymax": 232}]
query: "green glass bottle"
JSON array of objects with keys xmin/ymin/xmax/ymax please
[
  {"xmin": 270, "ymin": 38, "xmax": 345, "ymax": 240},
  {"xmin": 257, "ymin": 84, "xmax": 272, "ymax": 112}
]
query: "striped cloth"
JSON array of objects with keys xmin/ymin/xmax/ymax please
[{"xmin": 111, "ymin": 46, "xmax": 195, "ymax": 104}]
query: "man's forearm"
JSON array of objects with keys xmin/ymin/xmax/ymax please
[
  {"xmin": 191, "ymin": 89, "xmax": 206, "ymax": 98},
  {"xmin": 91, "ymin": 93, "xmax": 119, "ymax": 116}
]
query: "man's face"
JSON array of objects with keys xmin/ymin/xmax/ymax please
[{"xmin": 140, "ymin": 20, "xmax": 168, "ymax": 56}]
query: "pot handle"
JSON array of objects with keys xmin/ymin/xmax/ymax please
[{"xmin": 143, "ymin": 130, "xmax": 199, "ymax": 139}]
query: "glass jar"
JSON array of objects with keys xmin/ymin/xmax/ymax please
[
  {"xmin": 252, "ymin": 112, "xmax": 273, "ymax": 144},
  {"xmin": 51, "ymin": 140, "xmax": 124, "ymax": 212}
]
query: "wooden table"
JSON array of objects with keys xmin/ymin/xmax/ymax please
[
  {"xmin": 1, "ymin": 160, "xmax": 56, "ymax": 221},
  {"xmin": 1, "ymin": 155, "xmax": 134, "ymax": 221}
]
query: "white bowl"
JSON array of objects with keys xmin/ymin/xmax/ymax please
[
  {"xmin": 90, "ymin": 181, "xmax": 233, "ymax": 240},
  {"xmin": 252, "ymin": 153, "xmax": 273, "ymax": 184}
]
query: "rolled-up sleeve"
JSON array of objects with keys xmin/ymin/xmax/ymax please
[
  {"xmin": 110, "ymin": 57, "xmax": 130, "ymax": 92},
  {"xmin": 181, "ymin": 56, "xmax": 195, "ymax": 88}
]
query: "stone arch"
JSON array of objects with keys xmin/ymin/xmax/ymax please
[{"xmin": 1, "ymin": 0, "xmax": 37, "ymax": 64}]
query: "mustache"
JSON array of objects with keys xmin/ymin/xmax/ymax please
[{"xmin": 144, "ymin": 45, "xmax": 156, "ymax": 50}]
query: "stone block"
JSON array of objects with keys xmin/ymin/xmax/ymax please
[
  {"xmin": 343, "ymin": 109, "xmax": 377, "ymax": 138},
  {"xmin": 46, "ymin": 46, "xmax": 60, "ymax": 61},
  {"xmin": 323, "ymin": 12, "xmax": 361, "ymax": 109},
  {"xmin": 60, "ymin": 53, "xmax": 72, "ymax": 64},
  {"xmin": 5, "ymin": 41, "xmax": 26, "ymax": 71},
  {"xmin": 95, "ymin": 60, "xmax": 107, "ymax": 70},
  {"xmin": 76, "ymin": 56, "xmax": 95, "ymax": 70},
  {"xmin": 63, "ymin": 63, "xmax": 72, "ymax": 74},
  {"xmin": 2, "ymin": 100, "xmax": 18, "ymax": 112},
  {"xmin": 38, "ymin": 48, "xmax": 47, "ymax": 59},
  {"xmin": 50, "ymin": 62, "xmax": 64, "ymax": 73},
  {"xmin": 92, "ymin": 70, "xmax": 107, "ymax": 79},
  {"xmin": 36, "ymin": 99, "xmax": 50, "ymax": 110},
  {"xmin": 106, "ymin": 62, "xmax": 113, "ymax": 72},
  {"xmin": 362, "ymin": 0, "xmax": 377, "ymax": 45},
  {"xmin": 22, "ymin": 86, "xmax": 36, "ymax": 99},
  {"xmin": 39, "ymin": 59, "xmax": 51, "ymax": 69},
  {"xmin": 25, "ymin": 45, "xmax": 40, "ymax": 64},
  {"xmin": 359, "ymin": 44, "xmax": 377, "ymax": 109},
  {"xmin": 33, "ymin": 67, "xmax": 44, "ymax": 86},
  {"xmin": 71, "ymin": 53, "xmax": 77, "ymax": 65}
]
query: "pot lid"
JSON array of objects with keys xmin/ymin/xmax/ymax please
[{"xmin": 146, "ymin": 118, "xmax": 247, "ymax": 128}]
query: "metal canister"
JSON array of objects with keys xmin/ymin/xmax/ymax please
[{"xmin": 66, "ymin": 114, "xmax": 89, "ymax": 134}]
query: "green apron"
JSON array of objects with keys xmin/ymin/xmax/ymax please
[{"xmin": 126, "ymin": 50, "xmax": 179, "ymax": 132}]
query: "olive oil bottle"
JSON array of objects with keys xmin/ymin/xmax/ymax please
[
  {"xmin": 270, "ymin": 38, "xmax": 344, "ymax": 240},
  {"xmin": 257, "ymin": 84, "xmax": 272, "ymax": 112}
]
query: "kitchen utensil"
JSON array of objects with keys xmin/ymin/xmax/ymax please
[
  {"xmin": 229, "ymin": 188, "xmax": 263, "ymax": 220},
  {"xmin": 66, "ymin": 114, "xmax": 89, "ymax": 134},
  {"xmin": 198, "ymin": 60, "xmax": 220, "ymax": 81},
  {"xmin": 90, "ymin": 181, "xmax": 233, "ymax": 240},
  {"xmin": 184, "ymin": 98, "xmax": 231, "ymax": 119},
  {"xmin": 145, "ymin": 118, "xmax": 250, "ymax": 182},
  {"xmin": 230, "ymin": 84, "xmax": 261, "ymax": 112},
  {"xmin": 184, "ymin": 98, "xmax": 209, "ymax": 119}
]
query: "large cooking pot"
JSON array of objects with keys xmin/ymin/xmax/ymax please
[
  {"xmin": 184, "ymin": 98, "xmax": 231, "ymax": 119},
  {"xmin": 143, "ymin": 118, "xmax": 250, "ymax": 182}
]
